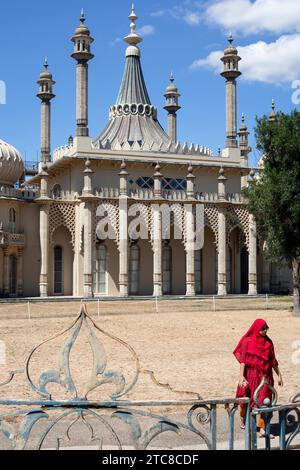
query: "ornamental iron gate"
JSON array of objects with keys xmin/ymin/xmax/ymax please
[{"xmin": 0, "ymin": 306, "xmax": 299, "ymax": 450}]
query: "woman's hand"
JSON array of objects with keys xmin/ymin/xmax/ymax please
[{"xmin": 239, "ymin": 376, "xmax": 248, "ymax": 387}]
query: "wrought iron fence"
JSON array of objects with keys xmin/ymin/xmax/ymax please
[
  {"xmin": 251, "ymin": 377, "xmax": 300, "ymax": 450},
  {"xmin": 0, "ymin": 305, "xmax": 298, "ymax": 451}
]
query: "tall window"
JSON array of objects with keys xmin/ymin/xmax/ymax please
[
  {"xmin": 52, "ymin": 184, "xmax": 62, "ymax": 199},
  {"xmin": 162, "ymin": 245, "xmax": 172, "ymax": 295},
  {"xmin": 9, "ymin": 208, "xmax": 16, "ymax": 233},
  {"xmin": 129, "ymin": 244, "xmax": 140, "ymax": 295},
  {"xmin": 54, "ymin": 246, "xmax": 63, "ymax": 295},
  {"xmin": 9, "ymin": 255, "xmax": 17, "ymax": 295},
  {"xmin": 94, "ymin": 244, "xmax": 107, "ymax": 295}
]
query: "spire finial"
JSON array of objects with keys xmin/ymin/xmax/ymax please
[
  {"xmin": 44, "ymin": 57, "xmax": 48, "ymax": 70},
  {"xmin": 124, "ymin": 4, "xmax": 142, "ymax": 48},
  {"xmin": 80, "ymin": 8, "xmax": 85, "ymax": 23},
  {"xmin": 228, "ymin": 32, "xmax": 233, "ymax": 46},
  {"xmin": 241, "ymin": 112, "xmax": 245, "ymax": 123},
  {"xmin": 272, "ymin": 98, "xmax": 275, "ymax": 112},
  {"xmin": 170, "ymin": 72, "xmax": 174, "ymax": 83}
]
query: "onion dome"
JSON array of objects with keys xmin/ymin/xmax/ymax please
[
  {"xmin": 220, "ymin": 34, "xmax": 241, "ymax": 80},
  {"xmin": 165, "ymin": 73, "xmax": 178, "ymax": 93},
  {"xmin": 73, "ymin": 10, "xmax": 91, "ymax": 37},
  {"xmin": 37, "ymin": 59, "xmax": 55, "ymax": 101},
  {"xmin": 71, "ymin": 10, "xmax": 94, "ymax": 62},
  {"xmin": 0, "ymin": 139, "xmax": 25, "ymax": 186},
  {"xmin": 223, "ymin": 33, "xmax": 238, "ymax": 55},
  {"xmin": 164, "ymin": 73, "xmax": 181, "ymax": 113}
]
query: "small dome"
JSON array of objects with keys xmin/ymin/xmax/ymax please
[
  {"xmin": 165, "ymin": 82, "xmax": 178, "ymax": 93},
  {"xmin": 39, "ymin": 59, "xmax": 53, "ymax": 81},
  {"xmin": 73, "ymin": 12, "xmax": 91, "ymax": 37},
  {"xmin": 165, "ymin": 74, "xmax": 179, "ymax": 94},
  {"xmin": 223, "ymin": 34, "xmax": 239, "ymax": 56},
  {"xmin": 0, "ymin": 139, "xmax": 24, "ymax": 186},
  {"xmin": 40, "ymin": 70, "xmax": 52, "ymax": 80},
  {"xmin": 74, "ymin": 24, "xmax": 91, "ymax": 36}
]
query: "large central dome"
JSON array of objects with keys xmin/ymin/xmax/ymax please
[{"xmin": 0, "ymin": 139, "xmax": 24, "ymax": 186}]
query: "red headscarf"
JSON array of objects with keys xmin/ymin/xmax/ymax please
[{"xmin": 233, "ymin": 319, "xmax": 278, "ymax": 370}]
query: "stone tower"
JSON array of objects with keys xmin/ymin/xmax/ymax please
[
  {"xmin": 37, "ymin": 58, "xmax": 55, "ymax": 164},
  {"xmin": 71, "ymin": 10, "xmax": 94, "ymax": 137},
  {"xmin": 220, "ymin": 34, "xmax": 241, "ymax": 149},
  {"xmin": 164, "ymin": 74, "xmax": 181, "ymax": 143},
  {"xmin": 238, "ymin": 113, "xmax": 251, "ymax": 188}
]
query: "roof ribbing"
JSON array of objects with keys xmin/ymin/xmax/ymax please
[{"xmin": 93, "ymin": 6, "xmax": 172, "ymax": 152}]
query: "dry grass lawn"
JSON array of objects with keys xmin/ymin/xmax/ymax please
[{"xmin": 0, "ymin": 297, "xmax": 299, "ymax": 407}]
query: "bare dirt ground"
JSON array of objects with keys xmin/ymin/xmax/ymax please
[{"xmin": 0, "ymin": 296, "xmax": 299, "ymax": 407}]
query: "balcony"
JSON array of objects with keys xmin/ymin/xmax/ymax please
[{"xmin": 0, "ymin": 231, "xmax": 25, "ymax": 246}]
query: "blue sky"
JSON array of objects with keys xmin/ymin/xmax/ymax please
[{"xmin": 0, "ymin": 0, "xmax": 299, "ymax": 168}]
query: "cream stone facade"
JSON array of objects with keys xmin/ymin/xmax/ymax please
[{"xmin": 0, "ymin": 7, "xmax": 293, "ymax": 299}]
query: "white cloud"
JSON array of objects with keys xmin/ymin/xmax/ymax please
[
  {"xmin": 151, "ymin": 0, "xmax": 300, "ymax": 35},
  {"xmin": 184, "ymin": 12, "xmax": 202, "ymax": 26},
  {"xmin": 190, "ymin": 34, "xmax": 300, "ymax": 85},
  {"xmin": 150, "ymin": 10, "xmax": 166, "ymax": 17},
  {"xmin": 137, "ymin": 25, "xmax": 155, "ymax": 36},
  {"xmin": 205, "ymin": 0, "xmax": 300, "ymax": 35},
  {"xmin": 150, "ymin": 2, "xmax": 204, "ymax": 26},
  {"xmin": 110, "ymin": 37, "xmax": 122, "ymax": 47}
]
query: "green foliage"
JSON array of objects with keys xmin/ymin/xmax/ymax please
[{"xmin": 244, "ymin": 110, "xmax": 300, "ymax": 265}]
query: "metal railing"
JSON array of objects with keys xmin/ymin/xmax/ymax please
[{"xmin": 0, "ymin": 306, "xmax": 252, "ymax": 450}]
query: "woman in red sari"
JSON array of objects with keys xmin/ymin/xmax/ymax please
[{"xmin": 233, "ymin": 319, "xmax": 283, "ymax": 437}]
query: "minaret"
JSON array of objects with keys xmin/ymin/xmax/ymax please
[
  {"xmin": 37, "ymin": 58, "xmax": 55, "ymax": 164},
  {"xmin": 220, "ymin": 34, "xmax": 242, "ymax": 148},
  {"xmin": 71, "ymin": 10, "xmax": 94, "ymax": 137},
  {"xmin": 164, "ymin": 73, "xmax": 181, "ymax": 143},
  {"xmin": 268, "ymin": 99, "xmax": 276, "ymax": 122},
  {"xmin": 238, "ymin": 113, "xmax": 251, "ymax": 187}
]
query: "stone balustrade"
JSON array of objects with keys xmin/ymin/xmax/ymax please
[
  {"xmin": 95, "ymin": 187, "xmax": 120, "ymax": 198},
  {"xmin": 0, "ymin": 231, "xmax": 25, "ymax": 246},
  {"xmin": 0, "ymin": 185, "xmax": 38, "ymax": 201},
  {"xmin": 53, "ymin": 143, "xmax": 74, "ymax": 161},
  {"xmin": 130, "ymin": 188, "xmax": 154, "ymax": 199}
]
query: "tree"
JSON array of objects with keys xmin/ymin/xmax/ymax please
[{"xmin": 244, "ymin": 110, "xmax": 300, "ymax": 315}]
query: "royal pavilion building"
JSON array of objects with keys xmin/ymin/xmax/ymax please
[{"xmin": 0, "ymin": 7, "xmax": 292, "ymax": 298}]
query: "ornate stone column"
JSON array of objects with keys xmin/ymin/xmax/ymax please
[
  {"xmin": 153, "ymin": 206, "xmax": 162, "ymax": 297},
  {"xmin": 82, "ymin": 160, "xmax": 94, "ymax": 298},
  {"xmin": 83, "ymin": 202, "xmax": 93, "ymax": 297},
  {"xmin": 217, "ymin": 208, "xmax": 227, "ymax": 296},
  {"xmin": 119, "ymin": 162, "xmax": 129, "ymax": 297},
  {"xmin": 17, "ymin": 247, "xmax": 23, "ymax": 297},
  {"xmin": 152, "ymin": 163, "xmax": 162, "ymax": 297},
  {"xmin": 37, "ymin": 165, "xmax": 51, "ymax": 297},
  {"xmin": 186, "ymin": 165, "xmax": 195, "ymax": 296},
  {"xmin": 39, "ymin": 206, "xmax": 49, "ymax": 297},
  {"xmin": 217, "ymin": 168, "xmax": 227, "ymax": 296},
  {"xmin": 248, "ymin": 213, "xmax": 258, "ymax": 295},
  {"xmin": 3, "ymin": 247, "xmax": 9, "ymax": 297}
]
